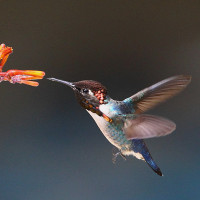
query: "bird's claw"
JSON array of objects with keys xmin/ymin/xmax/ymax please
[{"xmin": 112, "ymin": 147, "xmax": 126, "ymax": 164}]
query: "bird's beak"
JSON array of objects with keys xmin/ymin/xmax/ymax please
[{"xmin": 47, "ymin": 78, "xmax": 75, "ymax": 89}]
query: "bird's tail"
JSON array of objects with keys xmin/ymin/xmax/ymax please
[{"xmin": 132, "ymin": 139, "xmax": 163, "ymax": 176}]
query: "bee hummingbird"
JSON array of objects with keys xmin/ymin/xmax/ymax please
[{"xmin": 48, "ymin": 75, "xmax": 191, "ymax": 176}]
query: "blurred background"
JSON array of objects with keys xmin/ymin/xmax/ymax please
[{"xmin": 0, "ymin": 0, "xmax": 199, "ymax": 199}]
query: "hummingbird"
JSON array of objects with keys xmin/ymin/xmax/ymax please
[{"xmin": 48, "ymin": 75, "xmax": 191, "ymax": 176}]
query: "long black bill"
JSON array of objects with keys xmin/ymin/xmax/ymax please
[{"xmin": 47, "ymin": 78, "xmax": 75, "ymax": 89}]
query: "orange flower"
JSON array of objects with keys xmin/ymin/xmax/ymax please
[{"xmin": 0, "ymin": 43, "xmax": 45, "ymax": 86}]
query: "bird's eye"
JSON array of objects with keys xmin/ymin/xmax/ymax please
[{"xmin": 82, "ymin": 88, "xmax": 88, "ymax": 93}]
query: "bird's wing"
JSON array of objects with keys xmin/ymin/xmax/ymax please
[
  {"xmin": 121, "ymin": 114, "xmax": 176, "ymax": 140},
  {"xmin": 123, "ymin": 75, "xmax": 191, "ymax": 114}
]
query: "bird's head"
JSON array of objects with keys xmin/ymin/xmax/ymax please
[{"xmin": 48, "ymin": 78, "xmax": 108, "ymax": 114}]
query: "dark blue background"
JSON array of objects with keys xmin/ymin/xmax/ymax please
[{"xmin": 0, "ymin": 1, "xmax": 199, "ymax": 199}]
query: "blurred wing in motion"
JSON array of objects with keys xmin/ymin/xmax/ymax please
[
  {"xmin": 123, "ymin": 114, "xmax": 176, "ymax": 140},
  {"xmin": 124, "ymin": 75, "xmax": 191, "ymax": 114}
]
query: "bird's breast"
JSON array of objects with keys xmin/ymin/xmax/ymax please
[{"xmin": 87, "ymin": 110, "xmax": 131, "ymax": 150}]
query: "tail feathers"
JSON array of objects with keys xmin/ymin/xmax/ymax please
[
  {"xmin": 144, "ymin": 153, "xmax": 163, "ymax": 176},
  {"xmin": 132, "ymin": 139, "xmax": 163, "ymax": 176}
]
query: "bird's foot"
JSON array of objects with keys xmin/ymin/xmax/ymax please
[{"xmin": 112, "ymin": 147, "xmax": 126, "ymax": 164}]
